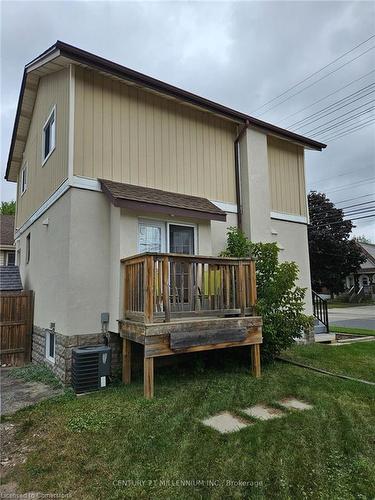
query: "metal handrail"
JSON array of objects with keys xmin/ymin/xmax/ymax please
[{"xmin": 312, "ymin": 291, "xmax": 329, "ymax": 333}]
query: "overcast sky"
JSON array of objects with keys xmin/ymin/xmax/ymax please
[{"xmin": 1, "ymin": 0, "xmax": 374, "ymax": 240}]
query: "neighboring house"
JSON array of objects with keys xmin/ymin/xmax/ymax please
[
  {"xmin": 0, "ymin": 215, "xmax": 16, "ymax": 266},
  {"xmin": 5, "ymin": 41, "xmax": 325, "ymax": 385},
  {"xmin": 345, "ymin": 242, "xmax": 375, "ymax": 298}
]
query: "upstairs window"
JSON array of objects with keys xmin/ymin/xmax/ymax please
[
  {"xmin": 42, "ymin": 107, "xmax": 56, "ymax": 164},
  {"xmin": 20, "ymin": 163, "xmax": 27, "ymax": 195}
]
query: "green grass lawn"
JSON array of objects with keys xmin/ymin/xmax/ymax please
[
  {"xmin": 4, "ymin": 349, "xmax": 375, "ymax": 499},
  {"xmin": 330, "ymin": 325, "xmax": 375, "ymax": 336},
  {"xmin": 327, "ymin": 302, "xmax": 375, "ymax": 309},
  {"xmin": 282, "ymin": 342, "xmax": 375, "ymax": 382}
]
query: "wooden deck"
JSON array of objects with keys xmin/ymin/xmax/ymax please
[{"xmin": 119, "ymin": 253, "xmax": 262, "ymax": 398}]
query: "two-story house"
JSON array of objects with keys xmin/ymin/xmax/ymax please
[{"xmin": 5, "ymin": 41, "xmax": 325, "ymax": 391}]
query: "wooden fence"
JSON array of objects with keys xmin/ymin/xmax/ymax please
[{"xmin": 0, "ymin": 291, "xmax": 34, "ymax": 366}]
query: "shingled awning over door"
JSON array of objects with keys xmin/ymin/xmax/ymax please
[{"xmin": 99, "ymin": 179, "xmax": 227, "ymax": 222}]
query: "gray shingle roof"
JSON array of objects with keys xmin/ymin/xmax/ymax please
[
  {"xmin": 0, "ymin": 266, "xmax": 23, "ymax": 291},
  {"xmin": 99, "ymin": 178, "xmax": 226, "ymax": 221},
  {"xmin": 360, "ymin": 242, "xmax": 375, "ymax": 261}
]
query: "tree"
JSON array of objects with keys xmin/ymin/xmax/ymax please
[
  {"xmin": 0, "ymin": 200, "xmax": 16, "ymax": 215},
  {"xmin": 308, "ymin": 191, "xmax": 365, "ymax": 295},
  {"xmin": 221, "ymin": 227, "xmax": 312, "ymax": 360}
]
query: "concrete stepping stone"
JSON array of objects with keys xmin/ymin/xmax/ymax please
[
  {"xmin": 278, "ymin": 397, "xmax": 313, "ymax": 411},
  {"xmin": 202, "ymin": 411, "xmax": 250, "ymax": 434},
  {"xmin": 242, "ymin": 404, "xmax": 284, "ymax": 420}
]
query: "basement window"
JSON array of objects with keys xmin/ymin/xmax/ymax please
[
  {"xmin": 42, "ymin": 107, "xmax": 56, "ymax": 165},
  {"xmin": 46, "ymin": 330, "xmax": 55, "ymax": 363}
]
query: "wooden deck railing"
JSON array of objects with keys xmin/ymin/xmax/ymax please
[{"xmin": 121, "ymin": 253, "xmax": 257, "ymax": 323}]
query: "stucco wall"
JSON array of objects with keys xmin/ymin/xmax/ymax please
[
  {"xmin": 16, "ymin": 191, "xmax": 71, "ymax": 332},
  {"xmin": 270, "ymin": 218, "xmax": 313, "ymax": 314},
  {"xmin": 239, "ymin": 128, "xmax": 272, "ymax": 243},
  {"xmin": 16, "ymin": 188, "xmax": 111, "ymax": 336},
  {"xmin": 211, "ymin": 212, "xmax": 238, "ymax": 256},
  {"xmin": 67, "ymin": 188, "xmax": 111, "ymax": 334}
]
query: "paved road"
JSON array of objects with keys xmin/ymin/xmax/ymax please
[{"xmin": 328, "ymin": 305, "xmax": 375, "ymax": 330}]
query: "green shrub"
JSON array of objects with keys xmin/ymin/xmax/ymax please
[{"xmin": 221, "ymin": 227, "xmax": 313, "ymax": 360}]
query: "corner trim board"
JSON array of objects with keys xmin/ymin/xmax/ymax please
[
  {"xmin": 270, "ymin": 211, "xmax": 308, "ymax": 224},
  {"xmin": 68, "ymin": 64, "xmax": 75, "ymax": 180},
  {"xmin": 70, "ymin": 176, "xmax": 101, "ymax": 191},
  {"xmin": 210, "ymin": 200, "xmax": 238, "ymax": 214}
]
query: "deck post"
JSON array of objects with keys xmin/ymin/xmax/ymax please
[
  {"xmin": 144, "ymin": 357, "xmax": 154, "ymax": 399},
  {"xmin": 251, "ymin": 344, "xmax": 261, "ymax": 378},
  {"xmin": 122, "ymin": 338, "xmax": 132, "ymax": 384}
]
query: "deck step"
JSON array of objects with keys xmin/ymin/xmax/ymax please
[{"xmin": 314, "ymin": 324, "xmax": 328, "ymax": 334}]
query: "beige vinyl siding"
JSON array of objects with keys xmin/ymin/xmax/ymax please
[
  {"xmin": 16, "ymin": 69, "xmax": 69, "ymax": 227},
  {"xmin": 74, "ymin": 67, "xmax": 237, "ymax": 203},
  {"xmin": 268, "ymin": 136, "xmax": 307, "ymax": 217}
]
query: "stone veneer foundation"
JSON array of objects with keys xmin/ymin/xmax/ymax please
[{"xmin": 32, "ymin": 326, "xmax": 122, "ymax": 385}]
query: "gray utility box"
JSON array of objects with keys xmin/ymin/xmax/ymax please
[{"xmin": 72, "ymin": 345, "xmax": 111, "ymax": 394}]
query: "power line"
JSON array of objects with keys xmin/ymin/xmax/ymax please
[
  {"xmin": 289, "ymin": 84, "xmax": 375, "ymax": 131},
  {"xmin": 326, "ymin": 177, "xmax": 375, "ymax": 191},
  {"xmin": 316, "ymin": 115, "xmax": 375, "ymax": 143},
  {"xmin": 251, "ymin": 34, "xmax": 375, "ymax": 114},
  {"xmin": 344, "ymin": 207, "xmax": 375, "ymax": 216},
  {"xmin": 278, "ymin": 69, "xmax": 375, "ymax": 124},
  {"xmin": 310, "ymin": 206, "xmax": 375, "ymax": 223},
  {"xmin": 253, "ymin": 45, "xmax": 375, "ymax": 117},
  {"xmin": 339, "ymin": 199, "xmax": 375, "ymax": 210},
  {"xmin": 307, "ymin": 102, "xmax": 375, "ymax": 136},
  {"xmin": 323, "ymin": 176, "xmax": 375, "ymax": 194},
  {"xmin": 322, "ymin": 117, "xmax": 375, "ymax": 142},
  {"xmin": 335, "ymin": 193, "xmax": 375, "ymax": 204},
  {"xmin": 308, "ymin": 165, "xmax": 373, "ymax": 185},
  {"xmin": 318, "ymin": 115, "xmax": 375, "ymax": 141},
  {"xmin": 311, "ymin": 213, "xmax": 375, "ymax": 228}
]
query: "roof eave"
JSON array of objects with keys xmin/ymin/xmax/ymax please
[{"xmin": 54, "ymin": 40, "xmax": 326, "ymax": 151}]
